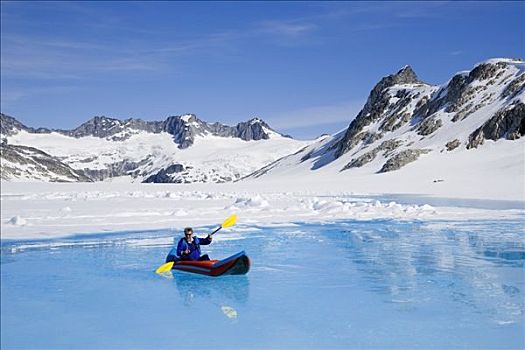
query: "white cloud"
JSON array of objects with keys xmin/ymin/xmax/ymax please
[
  {"xmin": 258, "ymin": 20, "xmax": 317, "ymax": 38},
  {"xmin": 265, "ymin": 100, "xmax": 364, "ymax": 130}
]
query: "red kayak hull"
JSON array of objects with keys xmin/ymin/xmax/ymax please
[{"xmin": 172, "ymin": 251, "xmax": 250, "ymax": 276}]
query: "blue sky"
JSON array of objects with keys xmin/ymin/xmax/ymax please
[{"xmin": 1, "ymin": 1, "xmax": 524, "ymax": 139}]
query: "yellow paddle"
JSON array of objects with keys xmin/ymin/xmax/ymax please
[
  {"xmin": 210, "ymin": 214, "xmax": 237, "ymax": 235},
  {"xmin": 156, "ymin": 261, "xmax": 175, "ymax": 274},
  {"xmin": 155, "ymin": 214, "xmax": 238, "ymax": 274}
]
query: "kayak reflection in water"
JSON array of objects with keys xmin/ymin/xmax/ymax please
[{"xmin": 165, "ymin": 227, "xmax": 213, "ymax": 263}]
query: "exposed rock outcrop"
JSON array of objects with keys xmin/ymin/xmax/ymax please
[
  {"xmin": 416, "ymin": 117, "xmax": 443, "ymax": 136},
  {"xmin": 343, "ymin": 139, "xmax": 403, "ymax": 170},
  {"xmin": 62, "ymin": 116, "xmax": 162, "ymax": 139},
  {"xmin": 335, "ymin": 66, "xmax": 423, "ymax": 158},
  {"xmin": 161, "ymin": 115, "xmax": 280, "ymax": 149},
  {"xmin": 1, "ymin": 113, "xmax": 29, "ymax": 136},
  {"xmin": 414, "ymin": 62, "xmax": 510, "ymax": 122},
  {"xmin": 1, "ymin": 113, "xmax": 52, "ymax": 136},
  {"xmin": 2, "ymin": 113, "xmax": 283, "ymax": 150},
  {"xmin": 467, "ymin": 102, "xmax": 525, "ymax": 149},
  {"xmin": 501, "ymin": 73, "xmax": 525, "ymax": 99},
  {"xmin": 235, "ymin": 118, "xmax": 274, "ymax": 141},
  {"xmin": 445, "ymin": 139, "xmax": 461, "ymax": 151},
  {"xmin": 143, "ymin": 163, "xmax": 185, "ymax": 183},
  {"xmin": 242, "ymin": 58, "xmax": 525, "ymax": 181},
  {"xmin": 343, "ymin": 149, "xmax": 379, "ymax": 169},
  {"xmin": 80, "ymin": 159, "xmax": 152, "ymax": 181},
  {"xmin": 378, "ymin": 149, "xmax": 430, "ymax": 173},
  {"xmin": 0, "ymin": 143, "xmax": 91, "ymax": 182}
]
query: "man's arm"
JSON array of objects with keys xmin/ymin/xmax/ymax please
[{"xmin": 198, "ymin": 235, "xmax": 213, "ymax": 245}]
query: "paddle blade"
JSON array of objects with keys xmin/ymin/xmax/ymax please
[
  {"xmin": 156, "ymin": 261, "xmax": 174, "ymax": 274},
  {"xmin": 222, "ymin": 214, "xmax": 237, "ymax": 228}
]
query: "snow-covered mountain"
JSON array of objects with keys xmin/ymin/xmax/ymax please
[
  {"xmin": 2, "ymin": 58, "xmax": 523, "ymax": 189},
  {"xmin": 0, "ymin": 141, "xmax": 91, "ymax": 182},
  {"xmin": 0, "ymin": 114, "xmax": 309, "ymax": 183},
  {"xmin": 245, "ymin": 58, "xmax": 524, "ymax": 187}
]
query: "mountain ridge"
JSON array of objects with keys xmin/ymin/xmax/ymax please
[
  {"xmin": 1, "ymin": 113, "xmax": 309, "ymax": 183},
  {"xmin": 244, "ymin": 57, "xmax": 525, "ymax": 181},
  {"xmin": 2, "ymin": 57, "xmax": 523, "ymax": 185},
  {"xmin": 0, "ymin": 113, "xmax": 285, "ymax": 148}
]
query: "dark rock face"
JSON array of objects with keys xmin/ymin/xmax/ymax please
[
  {"xmin": 333, "ymin": 60, "xmax": 523, "ymax": 172},
  {"xmin": 0, "ymin": 143, "xmax": 91, "ymax": 182},
  {"xmin": 342, "ymin": 139, "xmax": 403, "ymax": 170},
  {"xmin": 501, "ymin": 73, "xmax": 525, "ymax": 99},
  {"xmin": 416, "ymin": 117, "xmax": 443, "ymax": 136},
  {"xmin": 80, "ymin": 159, "xmax": 151, "ymax": 181},
  {"xmin": 162, "ymin": 115, "xmax": 203, "ymax": 149},
  {"xmin": 235, "ymin": 118, "xmax": 272, "ymax": 141},
  {"xmin": 379, "ymin": 89, "xmax": 414, "ymax": 132},
  {"xmin": 416, "ymin": 63, "xmax": 507, "ymax": 121},
  {"xmin": 62, "ymin": 116, "xmax": 162, "ymax": 139},
  {"xmin": 143, "ymin": 163, "xmax": 185, "ymax": 183},
  {"xmin": 162, "ymin": 115, "xmax": 277, "ymax": 149},
  {"xmin": 2, "ymin": 113, "xmax": 283, "ymax": 149},
  {"xmin": 1, "ymin": 113, "xmax": 286, "ymax": 183},
  {"xmin": 469, "ymin": 63, "xmax": 504, "ymax": 81},
  {"xmin": 378, "ymin": 139, "xmax": 404, "ymax": 155},
  {"xmin": 446, "ymin": 139, "xmax": 461, "ymax": 151},
  {"xmin": 467, "ymin": 102, "xmax": 525, "ymax": 149},
  {"xmin": 1, "ymin": 113, "xmax": 52, "ymax": 136},
  {"xmin": 378, "ymin": 149, "xmax": 430, "ymax": 173},
  {"xmin": 343, "ymin": 149, "xmax": 379, "ymax": 169},
  {"xmin": 300, "ymin": 150, "xmax": 314, "ymax": 163},
  {"xmin": 1, "ymin": 113, "xmax": 29, "ymax": 136},
  {"xmin": 335, "ymin": 66, "xmax": 423, "ymax": 158}
]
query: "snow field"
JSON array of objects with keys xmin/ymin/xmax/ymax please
[
  {"xmin": 2, "ymin": 182, "xmax": 523, "ymax": 240},
  {"xmin": 6, "ymin": 129, "xmax": 311, "ymax": 183}
]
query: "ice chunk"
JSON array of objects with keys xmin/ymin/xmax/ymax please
[
  {"xmin": 172, "ymin": 209, "xmax": 188, "ymax": 217},
  {"xmin": 420, "ymin": 204, "xmax": 435, "ymax": 211},
  {"xmin": 232, "ymin": 195, "xmax": 269, "ymax": 208},
  {"xmin": 8, "ymin": 216, "xmax": 26, "ymax": 225}
]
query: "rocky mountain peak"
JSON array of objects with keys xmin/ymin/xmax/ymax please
[
  {"xmin": 162, "ymin": 114, "xmax": 207, "ymax": 148},
  {"xmin": 334, "ymin": 65, "xmax": 426, "ymax": 158},
  {"xmin": 92, "ymin": 115, "xmax": 118, "ymax": 123},
  {"xmin": 63, "ymin": 116, "xmax": 158, "ymax": 141},
  {"xmin": 1, "ymin": 113, "xmax": 29, "ymax": 137},
  {"xmin": 162, "ymin": 114, "xmax": 283, "ymax": 148},
  {"xmin": 247, "ymin": 117, "xmax": 264, "ymax": 124},
  {"xmin": 392, "ymin": 65, "xmax": 420, "ymax": 85},
  {"xmin": 335, "ymin": 58, "xmax": 524, "ymax": 162},
  {"xmin": 1, "ymin": 112, "xmax": 287, "ymax": 151},
  {"xmin": 373, "ymin": 65, "xmax": 422, "ymax": 94},
  {"xmin": 179, "ymin": 114, "xmax": 198, "ymax": 123},
  {"xmin": 235, "ymin": 117, "xmax": 274, "ymax": 141}
]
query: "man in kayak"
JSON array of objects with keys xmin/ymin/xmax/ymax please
[{"xmin": 165, "ymin": 227, "xmax": 213, "ymax": 263}]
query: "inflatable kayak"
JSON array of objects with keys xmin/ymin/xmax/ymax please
[{"xmin": 172, "ymin": 251, "xmax": 250, "ymax": 277}]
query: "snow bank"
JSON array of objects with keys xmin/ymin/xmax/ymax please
[
  {"xmin": 1, "ymin": 182, "xmax": 522, "ymax": 240},
  {"xmin": 229, "ymin": 195, "xmax": 270, "ymax": 209}
]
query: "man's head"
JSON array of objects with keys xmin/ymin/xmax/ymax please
[{"xmin": 184, "ymin": 227, "xmax": 193, "ymax": 237}]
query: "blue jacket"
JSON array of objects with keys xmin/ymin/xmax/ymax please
[{"xmin": 166, "ymin": 235, "xmax": 212, "ymax": 262}]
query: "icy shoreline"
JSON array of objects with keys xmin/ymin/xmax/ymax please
[{"xmin": 1, "ymin": 181, "xmax": 523, "ymax": 240}]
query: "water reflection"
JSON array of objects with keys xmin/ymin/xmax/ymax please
[
  {"xmin": 332, "ymin": 220, "xmax": 525, "ymax": 325},
  {"xmin": 174, "ymin": 273, "xmax": 250, "ymax": 306}
]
